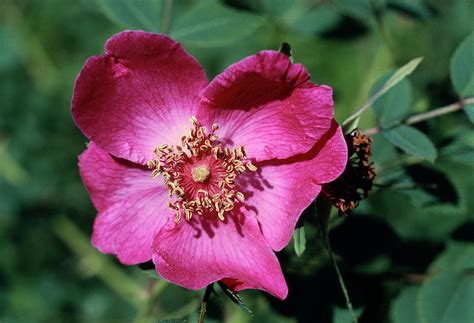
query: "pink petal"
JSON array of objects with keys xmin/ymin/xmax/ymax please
[
  {"xmin": 200, "ymin": 50, "xmax": 334, "ymax": 161},
  {"xmin": 72, "ymin": 30, "xmax": 208, "ymax": 165},
  {"xmin": 152, "ymin": 213, "xmax": 288, "ymax": 299},
  {"xmin": 239, "ymin": 121, "xmax": 347, "ymax": 251},
  {"xmin": 79, "ymin": 142, "xmax": 171, "ymax": 264}
]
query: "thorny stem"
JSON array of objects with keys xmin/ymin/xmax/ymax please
[
  {"xmin": 364, "ymin": 97, "xmax": 474, "ymax": 136},
  {"xmin": 198, "ymin": 284, "xmax": 214, "ymax": 323}
]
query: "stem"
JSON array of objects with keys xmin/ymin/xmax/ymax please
[
  {"xmin": 160, "ymin": 0, "xmax": 173, "ymax": 34},
  {"xmin": 329, "ymin": 251, "xmax": 358, "ymax": 323},
  {"xmin": 198, "ymin": 284, "xmax": 214, "ymax": 323},
  {"xmin": 364, "ymin": 97, "xmax": 474, "ymax": 135},
  {"xmin": 317, "ymin": 200, "xmax": 358, "ymax": 323}
]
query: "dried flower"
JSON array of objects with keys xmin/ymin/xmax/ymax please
[{"xmin": 321, "ymin": 129, "xmax": 376, "ymax": 215}]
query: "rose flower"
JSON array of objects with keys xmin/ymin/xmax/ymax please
[{"xmin": 72, "ymin": 31, "xmax": 347, "ymax": 299}]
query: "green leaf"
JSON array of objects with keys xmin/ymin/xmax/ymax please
[
  {"xmin": 430, "ymin": 241, "xmax": 474, "ymax": 272},
  {"xmin": 292, "ymin": 226, "xmax": 306, "ymax": 257},
  {"xmin": 390, "ymin": 287, "xmax": 421, "ymax": 323},
  {"xmin": 383, "ymin": 57, "xmax": 423, "ymax": 93},
  {"xmin": 285, "ymin": 6, "xmax": 340, "ymax": 35},
  {"xmin": 170, "ymin": 0, "xmax": 264, "ymax": 47},
  {"xmin": 332, "ymin": 0, "xmax": 386, "ymax": 19},
  {"xmin": 142, "ymin": 269, "xmax": 160, "ymax": 280},
  {"xmin": 417, "ymin": 271, "xmax": 474, "ymax": 323},
  {"xmin": 342, "ymin": 57, "xmax": 422, "ymax": 127},
  {"xmin": 260, "ymin": 0, "xmax": 292, "ymax": 17},
  {"xmin": 99, "ymin": 0, "xmax": 163, "ymax": 32},
  {"xmin": 370, "ymin": 72, "xmax": 412, "ymax": 127},
  {"xmin": 464, "ymin": 102, "xmax": 474, "ymax": 123},
  {"xmin": 450, "ymin": 32, "xmax": 474, "ymax": 97},
  {"xmin": 383, "ymin": 125, "xmax": 437, "ymax": 162},
  {"xmin": 387, "ymin": 0, "xmax": 432, "ymax": 20},
  {"xmin": 333, "ymin": 306, "xmax": 363, "ymax": 323}
]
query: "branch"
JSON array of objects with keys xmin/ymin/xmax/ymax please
[{"xmin": 364, "ymin": 97, "xmax": 474, "ymax": 135}]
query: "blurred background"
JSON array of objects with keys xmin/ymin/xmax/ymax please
[{"xmin": 1, "ymin": 0, "xmax": 473, "ymax": 322}]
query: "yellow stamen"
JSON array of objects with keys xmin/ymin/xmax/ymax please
[{"xmin": 148, "ymin": 116, "xmax": 255, "ymax": 223}]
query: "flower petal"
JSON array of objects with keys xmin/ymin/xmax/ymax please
[
  {"xmin": 72, "ymin": 30, "xmax": 208, "ymax": 165},
  {"xmin": 79, "ymin": 142, "xmax": 171, "ymax": 264},
  {"xmin": 238, "ymin": 121, "xmax": 347, "ymax": 251},
  {"xmin": 152, "ymin": 213, "xmax": 288, "ymax": 299},
  {"xmin": 200, "ymin": 50, "xmax": 334, "ymax": 161}
]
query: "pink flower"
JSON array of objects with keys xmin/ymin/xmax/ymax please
[{"xmin": 72, "ymin": 30, "xmax": 347, "ymax": 300}]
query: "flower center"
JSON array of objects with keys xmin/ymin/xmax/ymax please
[
  {"xmin": 147, "ymin": 116, "xmax": 257, "ymax": 223},
  {"xmin": 191, "ymin": 165, "xmax": 210, "ymax": 183}
]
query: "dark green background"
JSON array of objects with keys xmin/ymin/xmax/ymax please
[{"xmin": 1, "ymin": 0, "xmax": 473, "ymax": 322}]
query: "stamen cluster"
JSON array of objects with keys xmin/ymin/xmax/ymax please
[{"xmin": 147, "ymin": 117, "xmax": 257, "ymax": 223}]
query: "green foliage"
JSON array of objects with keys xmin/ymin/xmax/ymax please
[
  {"xmin": 371, "ymin": 72, "xmax": 412, "ymax": 127},
  {"xmin": 390, "ymin": 286, "xmax": 420, "ymax": 323},
  {"xmin": 170, "ymin": 0, "xmax": 264, "ymax": 47},
  {"xmin": 450, "ymin": 32, "xmax": 474, "ymax": 123},
  {"xmin": 450, "ymin": 32, "xmax": 474, "ymax": 97},
  {"xmin": 292, "ymin": 225, "xmax": 306, "ymax": 257},
  {"xmin": 333, "ymin": 307, "xmax": 363, "ymax": 323},
  {"xmin": 99, "ymin": 0, "xmax": 264, "ymax": 47},
  {"xmin": 342, "ymin": 57, "xmax": 422, "ymax": 128},
  {"xmin": 99, "ymin": 0, "xmax": 164, "ymax": 32},
  {"xmin": 391, "ymin": 241, "xmax": 474, "ymax": 323},
  {"xmin": 1, "ymin": 0, "xmax": 474, "ymax": 322},
  {"xmin": 418, "ymin": 272, "xmax": 474, "ymax": 323},
  {"xmin": 383, "ymin": 125, "xmax": 437, "ymax": 162}
]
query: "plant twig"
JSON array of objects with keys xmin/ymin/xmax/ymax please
[
  {"xmin": 198, "ymin": 284, "xmax": 214, "ymax": 323},
  {"xmin": 317, "ymin": 200, "xmax": 358, "ymax": 323},
  {"xmin": 160, "ymin": 0, "xmax": 174, "ymax": 34},
  {"xmin": 364, "ymin": 97, "xmax": 474, "ymax": 135}
]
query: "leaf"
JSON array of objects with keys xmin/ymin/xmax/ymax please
[
  {"xmin": 332, "ymin": 0, "xmax": 386, "ymax": 19},
  {"xmin": 383, "ymin": 57, "xmax": 423, "ymax": 92},
  {"xmin": 387, "ymin": 0, "xmax": 432, "ymax": 20},
  {"xmin": 293, "ymin": 226, "xmax": 306, "ymax": 257},
  {"xmin": 450, "ymin": 32, "xmax": 474, "ymax": 97},
  {"xmin": 142, "ymin": 269, "xmax": 160, "ymax": 280},
  {"xmin": 383, "ymin": 125, "xmax": 437, "ymax": 162},
  {"xmin": 390, "ymin": 287, "xmax": 422, "ymax": 323},
  {"xmin": 286, "ymin": 6, "xmax": 340, "ymax": 35},
  {"xmin": 99, "ymin": 0, "xmax": 163, "ymax": 32},
  {"xmin": 260, "ymin": 0, "xmax": 293, "ymax": 17},
  {"xmin": 430, "ymin": 241, "xmax": 474, "ymax": 272},
  {"xmin": 417, "ymin": 271, "xmax": 474, "ymax": 323},
  {"xmin": 464, "ymin": 102, "xmax": 474, "ymax": 123},
  {"xmin": 342, "ymin": 57, "xmax": 422, "ymax": 127},
  {"xmin": 170, "ymin": 0, "xmax": 263, "ymax": 47},
  {"xmin": 333, "ymin": 306, "xmax": 363, "ymax": 323},
  {"xmin": 370, "ymin": 72, "xmax": 412, "ymax": 127}
]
